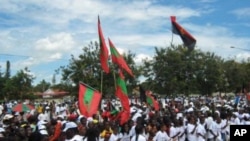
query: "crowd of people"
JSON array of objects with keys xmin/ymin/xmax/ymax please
[{"xmin": 0, "ymin": 93, "xmax": 249, "ymax": 141}]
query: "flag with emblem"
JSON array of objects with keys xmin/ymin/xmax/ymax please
[
  {"xmin": 78, "ymin": 82, "xmax": 102, "ymax": 117},
  {"xmin": 170, "ymin": 16, "xmax": 196, "ymax": 51},
  {"xmin": 146, "ymin": 90, "xmax": 160, "ymax": 111}
]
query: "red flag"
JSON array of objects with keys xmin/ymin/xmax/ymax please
[
  {"xmin": 170, "ymin": 16, "xmax": 196, "ymax": 51},
  {"xmin": 109, "ymin": 38, "xmax": 134, "ymax": 77},
  {"xmin": 146, "ymin": 90, "xmax": 159, "ymax": 111},
  {"xmin": 115, "ymin": 70, "xmax": 130, "ymax": 125},
  {"xmin": 78, "ymin": 82, "xmax": 102, "ymax": 117},
  {"xmin": 98, "ymin": 16, "xmax": 110, "ymax": 73}
]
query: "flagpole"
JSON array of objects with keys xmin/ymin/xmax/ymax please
[
  {"xmin": 113, "ymin": 69, "xmax": 117, "ymax": 89},
  {"xmin": 170, "ymin": 32, "xmax": 174, "ymax": 47},
  {"xmin": 79, "ymin": 81, "xmax": 99, "ymax": 92}
]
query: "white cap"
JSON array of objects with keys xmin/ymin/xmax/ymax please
[
  {"xmin": 3, "ymin": 114, "xmax": 13, "ymax": 120},
  {"xmin": 63, "ymin": 122, "xmax": 77, "ymax": 132}
]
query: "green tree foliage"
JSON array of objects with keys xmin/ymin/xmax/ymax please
[
  {"xmin": 59, "ymin": 41, "xmax": 140, "ymax": 97},
  {"xmin": 1, "ymin": 67, "xmax": 34, "ymax": 100},
  {"xmin": 33, "ymin": 79, "xmax": 51, "ymax": 92},
  {"xmin": 141, "ymin": 45, "xmax": 250, "ymax": 96}
]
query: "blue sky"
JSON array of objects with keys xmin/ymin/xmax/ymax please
[{"xmin": 0, "ymin": 0, "xmax": 250, "ymax": 85}]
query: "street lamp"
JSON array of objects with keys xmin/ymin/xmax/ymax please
[{"xmin": 230, "ymin": 46, "xmax": 250, "ymax": 52}]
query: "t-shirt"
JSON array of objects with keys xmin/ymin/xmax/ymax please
[
  {"xmin": 66, "ymin": 135, "xmax": 83, "ymax": 141},
  {"xmin": 131, "ymin": 134, "xmax": 146, "ymax": 141},
  {"xmin": 153, "ymin": 131, "xmax": 170, "ymax": 141}
]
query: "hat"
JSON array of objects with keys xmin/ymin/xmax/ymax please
[
  {"xmin": 63, "ymin": 122, "xmax": 77, "ymax": 132},
  {"xmin": 3, "ymin": 114, "xmax": 14, "ymax": 120}
]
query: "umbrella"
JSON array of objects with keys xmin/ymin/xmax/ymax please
[{"xmin": 12, "ymin": 103, "xmax": 35, "ymax": 112}]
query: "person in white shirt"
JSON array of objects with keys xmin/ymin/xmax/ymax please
[
  {"xmin": 153, "ymin": 124, "xmax": 170, "ymax": 141},
  {"xmin": 196, "ymin": 123, "xmax": 206, "ymax": 141},
  {"xmin": 176, "ymin": 118, "xmax": 186, "ymax": 141},
  {"xmin": 119, "ymin": 123, "xmax": 130, "ymax": 141},
  {"xmin": 169, "ymin": 120, "xmax": 180, "ymax": 141},
  {"xmin": 187, "ymin": 116, "xmax": 197, "ymax": 141},
  {"xmin": 131, "ymin": 124, "xmax": 146, "ymax": 141},
  {"xmin": 109, "ymin": 126, "xmax": 119, "ymax": 141},
  {"xmin": 63, "ymin": 122, "xmax": 83, "ymax": 141},
  {"xmin": 230, "ymin": 113, "xmax": 240, "ymax": 125}
]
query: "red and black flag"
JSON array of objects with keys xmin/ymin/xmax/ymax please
[{"xmin": 170, "ymin": 16, "xmax": 196, "ymax": 51}]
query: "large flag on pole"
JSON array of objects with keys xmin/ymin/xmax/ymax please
[
  {"xmin": 98, "ymin": 16, "xmax": 110, "ymax": 73},
  {"xmin": 116, "ymin": 69, "xmax": 130, "ymax": 112},
  {"xmin": 78, "ymin": 82, "xmax": 102, "ymax": 117},
  {"xmin": 115, "ymin": 69, "xmax": 130, "ymax": 125},
  {"xmin": 109, "ymin": 38, "xmax": 134, "ymax": 77},
  {"xmin": 170, "ymin": 16, "xmax": 196, "ymax": 51}
]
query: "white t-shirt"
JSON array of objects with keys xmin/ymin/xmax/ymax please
[
  {"xmin": 118, "ymin": 132, "xmax": 130, "ymax": 141},
  {"xmin": 196, "ymin": 124, "xmax": 206, "ymax": 141},
  {"xmin": 153, "ymin": 130, "xmax": 170, "ymax": 141},
  {"xmin": 187, "ymin": 123, "xmax": 197, "ymax": 141},
  {"xmin": 177, "ymin": 126, "xmax": 186, "ymax": 141},
  {"xmin": 131, "ymin": 134, "xmax": 146, "ymax": 141},
  {"xmin": 109, "ymin": 133, "xmax": 119, "ymax": 141},
  {"xmin": 66, "ymin": 135, "xmax": 83, "ymax": 141}
]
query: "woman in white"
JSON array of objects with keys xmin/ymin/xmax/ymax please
[
  {"xmin": 196, "ymin": 122, "xmax": 206, "ymax": 141},
  {"xmin": 118, "ymin": 123, "xmax": 130, "ymax": 141},
  {"xmin": 187, "ymin": 116, "xmax": 198, "ymax": 141},
  {"xmin": 131, "ymin": 124, "xmax": 146, "ymax": 141},
  {"xmin": 153, "ymin": 124, "xmax": 170, "ymax": 141},
  {"xmin": 177, "ymin": 118, "xmax": 186, "ymax": 141}
]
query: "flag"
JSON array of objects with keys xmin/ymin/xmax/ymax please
[
  {"xmin": 170, "ymin": 16, "xmax": 196, "ymax": 51},
  {"xmin": 146, "ymin": 90, "xmax": 159, "ymax": 111},
  {"xmin": 78, "ymin": 82, "xmax": 102, "ymax": 117},
  {"xmin": 116, "ymin": 69, "xmax": 130, "ymax": 112},
  {"xmin": 98, "ymin": 16, "xmax": 110, "ymax": 73},
  {"xmin": 139, "ymin": 85, "xmax": 147, "ymax": 104},
  {"xmin": 115, "ymin": 69, "xmax": 130, "ymax": 125},
  {"xmin": 109, "ymin": 38, "xmax": 134, "ymax": 77}
]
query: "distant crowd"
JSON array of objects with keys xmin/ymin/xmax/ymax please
[{"xmin": 0, "ymin": 92, "xmax": 249, "ymax": 141}]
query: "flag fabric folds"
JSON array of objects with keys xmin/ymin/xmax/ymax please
[
  {"xmin": 146, "ymin": 90, "xmax": 160, "ymax": 111},
  {"xmin": 109, "ymin": 38, "xmax": 134, "ymax": 77},
  {"xmin": 115, "ymin": 70, "xmax": 130, "ymax": 125},
  {"xmin": 78, "ymin": 82, "xmax": 102, "ymax": 117},
  {"xmin": 98, "ymin": 16, "xmax": 110, "ymax": 73},
  {"xmin": 170, "ymin": 16, "xmax": 196, "ymax": 51}
]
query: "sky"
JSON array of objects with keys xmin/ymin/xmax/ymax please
[{"xmin": 0, "ymin": 0, "xmax": 250, "ymax": 85}]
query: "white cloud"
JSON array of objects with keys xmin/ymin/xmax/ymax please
[
  {"xmin": 35, "ymin": 32, "xmax": 75, "ymax": 52},
  {"xmin": 231, "ymin": 7, "xmax": 250, "ymax": 17}
]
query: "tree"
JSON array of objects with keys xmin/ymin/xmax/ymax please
[
  {"xmin": 33, "ymin": 79, "xmax": 51, "ymax": 92},
  {"xmin": 59, "ymin": 41, "xmax": 140, "ymax": 97},
  {"xmin": 3, "ymin": 67, "xmax": 34, "ymax": 100}
]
